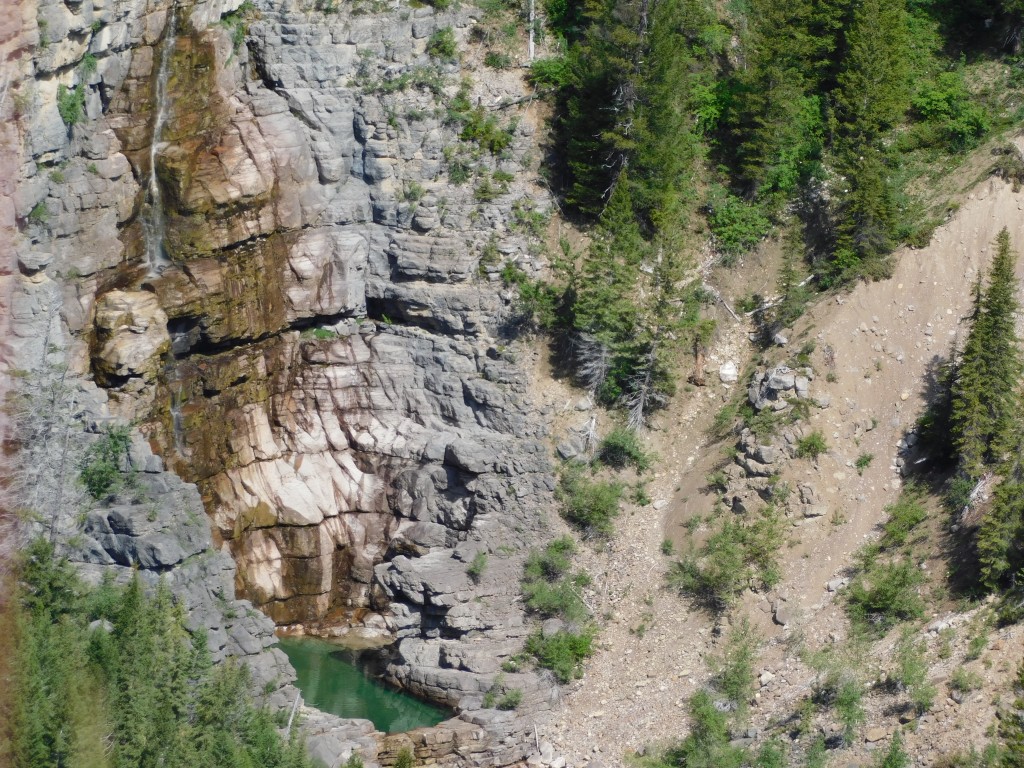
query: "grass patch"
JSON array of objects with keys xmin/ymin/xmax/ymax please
[
  {"xmin": 845, "ymin": 553, "xmax": 925, "ymax": 636},
  {"xmin": 668, "ymin": 505, "xmax": 784, "ymax": 612},
  {"xmin": 557, "ymin": 463, "xmax": 622, "ymax": 538},
  {"xmin": 596, "ymin": 427, "xmax": 652, "ymax": 472},
  {"xmin": 521, "ymin": 537, "xmax": 590, "ymax": 624},
  {"xmin": 524, "ymin": 629, "xmax": 595, "ymax": 683},
  {"xmin": 796, "ymin": 431, "xmax": 828, "ymax": 459}
]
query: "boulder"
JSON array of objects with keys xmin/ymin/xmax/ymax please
[{"xmin": 718, "ymin": 361, "xmax": 739, "ymax": 384}]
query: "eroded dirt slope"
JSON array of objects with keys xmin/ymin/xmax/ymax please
[{"xmin": 534, "ymin": 161, "xmax": 1024, "ymax": 766}]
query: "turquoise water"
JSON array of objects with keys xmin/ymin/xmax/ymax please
[{"xmin": 277, "ymin": 636, "xmax": 449, "ymax": 734}]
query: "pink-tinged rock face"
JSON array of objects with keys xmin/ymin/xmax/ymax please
[{"xmin": 92, "ymin": 290, "xmax": 171, "ymax": 385}]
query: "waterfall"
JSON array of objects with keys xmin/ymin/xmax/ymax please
[
  {"xmin": 165, "ymin": 352, "xmax": 189, "ymax": 457},
  {"xmin": 142, "ymin": 2, "xmax": 177, "ymax": 275}
]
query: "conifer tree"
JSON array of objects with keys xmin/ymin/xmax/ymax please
[
  {"xmin": 950, "ymin": 229, "xmax": 1022, "ymax": 478},
  {"xmin": 977, "ymin": 459, "xmax": 1024, "ymax": 588},
  {"xmin": 1001, "ymin": 660, "xmax": 1024, "ymax": 766},
  {"xmin": 826, "ymin": 0, "xmax": 911, "ymax": 282},
  {"xmin": 833, "ymin": 0, "xmax": 912, "ymax": 145},
  {"xmin": 729, "ymin": 0, "xmax": 843, "ymax": 200},
  {"xmin": 983, "ymin": 228, "xmax": 1023, "ymax": 459}
]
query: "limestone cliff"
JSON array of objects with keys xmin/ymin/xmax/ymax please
[{"xmin": 4, "ymin": 0, "xmax": 560, "ymax": 761}]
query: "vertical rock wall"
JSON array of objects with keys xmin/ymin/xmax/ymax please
[{"xmin": 6, "ymin": 0, "xmax": 561, "ymax": 756}]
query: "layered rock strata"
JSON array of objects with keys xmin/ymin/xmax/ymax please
[{"xmin": 6, "ymin": 0, "xmax": 561, "ymax": 760}]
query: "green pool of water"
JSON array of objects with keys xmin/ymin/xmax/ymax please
[{"xmin": 277, "ymin": 636, "xmax": 449, "ymax": 734}]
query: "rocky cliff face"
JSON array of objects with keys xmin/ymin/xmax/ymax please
[{"xmin": 5, "ymin": 0, "xmax": 560, "ymax": 760}]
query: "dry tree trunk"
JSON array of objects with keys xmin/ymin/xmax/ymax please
[{"xmin": 688, "ymin": 339, "xmax": 707, "ymax": 387}]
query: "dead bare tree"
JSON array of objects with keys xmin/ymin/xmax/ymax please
[
  {"xmin": 575, "ymin": 332, "xmax": 612, "ymax": 397},
  {"xmin": 623, "ymin": 342, "xmax": 667, "ymax": 430}
]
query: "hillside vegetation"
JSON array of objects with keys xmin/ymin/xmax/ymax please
[{"xmin": 512, "ymin": 0, "xmax": 1024, "ymax": 425}]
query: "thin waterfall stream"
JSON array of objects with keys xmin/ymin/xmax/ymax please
[{"xmin": 142, "ymin": 2, "xmax": 177, "ymax": 275}]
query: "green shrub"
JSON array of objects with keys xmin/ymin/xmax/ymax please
[
  {"xmin": 660, "ymin": 538, "xmax": 674, "ymax": 555},
  {"xmin": 909, "ymin": 70, "xmax": 989, "ymax": 153},
  {"xmin": 712, "ymin": 619, "xmax": 755, "ymax": 710},
  {"xmin": 876, "ymin": 730, "xmax": 910, "ymax": 768},
  {"xmin": 894, "ymin": 630, "xmax": 935, "ymax": 713},
  {"xmin": 448, "ymin": 158, "xmax": 472, "ymax": 184},
  {"xmin": 522, "ymin": 537, "xmax": 589, "ymax": 624},
  {"xmin": 528, "ymin": 57, "xmax": 570, "ymax": 87},
  {"xmin": 27, "ymin": 201, "xmax": 49, "ymax": 225},
  {"xmin": 845, "ymin": 558, "xmax": 925, "ymax": 635},
  {"xmin": 484, "ymin": 51, "xmax": 512, "ymax": 69},
  {"xmin": 474, "ymin": 177, "xmax": 502, "ymax": 202},
  {"xmin": 344, "ymin": 754, "xmax": 364, "ymax": 768},
  {"xmin": 705, "ymin": 187, "xmax": 771, "ymax": 260},
  {"xmin": 881, "ymin": 492, "xmax": 927, "ymax": 548},
  {"xmin": 524, "ymin": 629, "xmax": 594, "ymax": 682},
  {"xmin": 668, "ymin": 506, "xmax": 784, "ymax": 611},
  {"xmin": 80, "ymin": 53, "xmax": 98, "ymax": 75},
  {"xmin": 467, "ymin": 551, "xmax": 488, "ymax": 583},
  {"xmin": 754, "ymin": 740, "xmax": 787, "ymax": 768},
  {"xmin": 458, "ymin": 107, "xmax": 515, "ymax": 154},
  {"xmin": 394, "ymin": 747, "xmax": 414, "ymax": 768},
  {"xmin": 796, "ymin": 431, "xmax": 828, "ymax": 459},
  {"xmin": 835, "ymin": 678, "xmax": 866, "ymax": 744},
  {"xmin": 403, "ymin": 181, "xmax": 425, "ymax": 202},
  {"xmin": 524, "ymin": 536, "xmax": 575, "ymax": 581},
  {"xmin": 950, "ymin": 666, "xmax": 982, "ymax": 693},
  {"xmin": 656, "ymin": 691, "xmax": 747, "ymax": 768},
  {"xmin": 596, "ymin": 427, "xmax": 651, "ymax": 472},
  {"xmin": 426, "ymin": 27, "xmax": 458, "ymax": 61},
  {"xmin": 57, "ymin": 83, "xmax": 85, "ymax": 126},
  {"xmin": 79, "ymin": 425, "xmax": 132, "ymax": 500},
  {"xmin": 426, "ymin": 0, "xmax": 452, "ymax": 9},
  {"xmin": 557, "ymin": 463, "xmax": 622, "ymax": 538},
  {"xmin": 856, "ymin": 452, "xmax": 874, "ymax": 475},
  {"xmin": 497, "ymin": 688, "xmax": 523, "ymax": 710}
]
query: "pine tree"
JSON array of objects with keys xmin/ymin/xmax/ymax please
[
  {"xmin": 729, "ymin": 0, "xmax": 844, "ymax": 200},
  {"xmin": 950, "ymin": 229, "xmax": 1022, "ymax": 478},
  {"xmin": 833, "ymin": 0, "xmax": 912, "ymax": 145},
  {"xmin": 825, "ymin": 0, "xmax": 912, "ymax": 283},
  {"xmin": 983, "ymin": 228, "xmax": 1023, "ymax": 460},
  {"xmin": 977, "ymin": 462, "xmax": 1024, "ymax": 589},
  {"xmin": 1002, "ymin": 661, "xmax": 1024, "ymax": 766},
  {"xmin": 571, "ymin": 177, "xmax": 646, "ymax": 360},
  {"xmin": 950, "ymin": 276, "xmax": 991, "ymax": 477}
]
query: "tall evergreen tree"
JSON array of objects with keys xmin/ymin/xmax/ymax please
[
  {"xmin": 1002, "ymin": 660, "xmax": 1024, "ymax": 766},
  {"xmin": 825, "ymin": 0, "xmax": 912, "ymax": 282},
  {"xmin": 950, "ymin": 229, "xmax": 1023, "ymax": 478},
  {"xmin": 728, "ymin": 0, "xmax": 846, "ymax": 201},
  {"xmin": 833, "ymin": 0, "xmax": 912, "ymax": 145}
]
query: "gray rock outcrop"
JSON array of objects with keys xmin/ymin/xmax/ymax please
[{"xmin": 4, "ymin": 0, "xmax": 562, "ymax": 762}]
